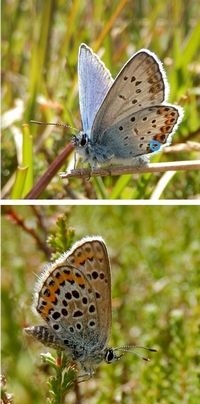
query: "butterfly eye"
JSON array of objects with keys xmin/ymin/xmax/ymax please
[
  {"xmin": 80, "ymin": 133, "xmax": 88, "ymax": 147},
  {"xmin": 105, "ymin": 348, "xmax": 115, "ymax": 363}
]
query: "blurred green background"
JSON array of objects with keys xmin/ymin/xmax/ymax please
[
  {"xmin": 2, "ymin": 0, "xmax": 200, "ymax": 199},
  {"xmin": 2, "ymin": 205, "xmax": 200, "ymax": 403}
]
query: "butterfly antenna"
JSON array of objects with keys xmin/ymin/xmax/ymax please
[
  {"xmin": 114, "ymin": 345, "xmax": 157, "ymax": 362},
  {"xmin": 30, "ymin": 120, "xmax": 77, "ymax": 133}
]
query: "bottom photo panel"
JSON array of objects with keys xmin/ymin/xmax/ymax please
[{"xmin": 2, "ymin": 205, "xmax": 199, "ymax": 404}]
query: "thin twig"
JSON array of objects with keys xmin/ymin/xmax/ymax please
[
  {"xmin": 4, "ymin": 207, "xmax": 52, "ymax": 258},
  {"xmin": 61, "ymin": 160, "xmax": 200, "ymax": 179},
  {"xmin": 25, "ymin": 143, "xmax": 74, "ymax": 199}
]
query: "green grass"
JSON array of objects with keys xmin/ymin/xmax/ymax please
[
  {"xmin": 2, "ymin": 206, "xmax": 200, "ymax": 403},
  {"xmin": 2, "ymin": 0, "xmax": 200, "ymax": 199}
]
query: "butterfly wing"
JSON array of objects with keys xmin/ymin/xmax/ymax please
[
  {"xmin": 99, "ymin": 105, "xmax": 182, "ymax": 161},
  {"xmin": 78, "ymin": 44, "xmax": 114, "ymax": 133},
  {"xmin": 24, "ymin": 325, "xmax": 66, "ymax": 350},
  {"xmin": 34, "ymin": 237, "xmax": 111, "ymax": 355},
  {"xmin": 92, "ymin": 49, "xmax": 169, "ymax": 141}
]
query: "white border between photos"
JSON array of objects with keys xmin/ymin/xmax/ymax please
[{"xmin": 1, "ymin": 200, "xmax": 200, "ymax": 206}]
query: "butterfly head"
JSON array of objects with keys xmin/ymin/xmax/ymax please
[
  {"xmin": 104, "ymin": 348, "xmax": 123, "ymax": 364},
  {"xmin": 72, "ymin": 132, "xmax": 92, "ymax": 162},
  {"xmin": 72, "ymin": 132, "xmax": 89, "ymax": 146}
]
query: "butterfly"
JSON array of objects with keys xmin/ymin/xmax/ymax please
[
  {"xmin": 73, "ymin": 44, "xmax": 183, "ymax": 168},
  {"xmin": 25, "ymin": 237, "xmax": 156, "ymax": 379}
]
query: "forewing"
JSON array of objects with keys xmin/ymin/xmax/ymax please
[
  {"xmin": 78, "ymin": 44, "xmax": 114, "ymax": 133},
  {"xmin": 92, "ymin": 49, "xmax": 167, "ymax": 140},
  {"xmin": 99, "ymin": 105, "xmax": 180, "ymax": 159}
]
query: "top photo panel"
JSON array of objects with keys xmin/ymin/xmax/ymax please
[{"xmin": 2, "ymin": 1, "xmax": 199, "ymax": 200}]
